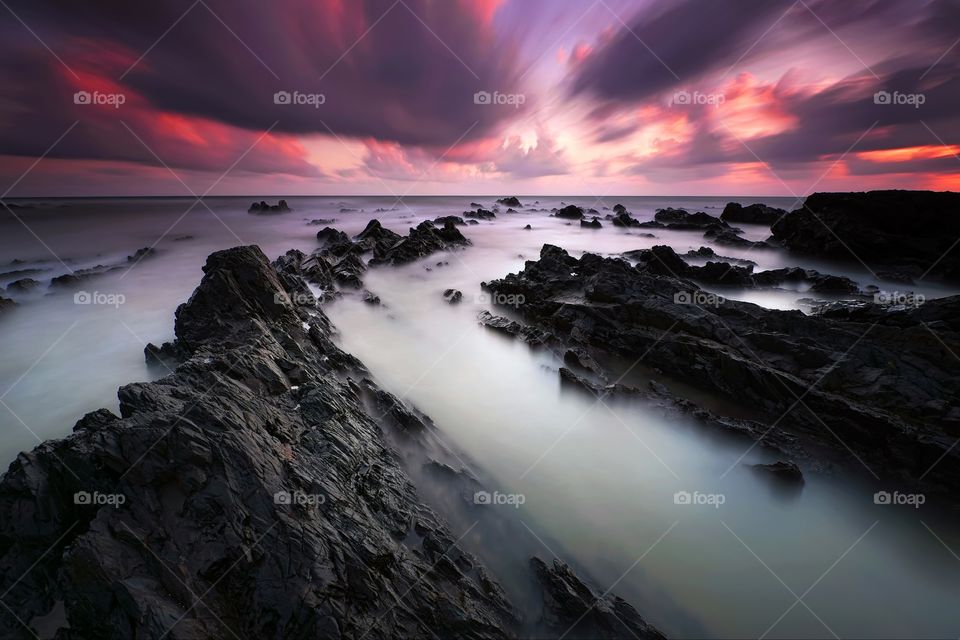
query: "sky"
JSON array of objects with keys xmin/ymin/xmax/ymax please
[{"xmin": 0, "ymin": 0, "xmax": 958, "ymax": 197}]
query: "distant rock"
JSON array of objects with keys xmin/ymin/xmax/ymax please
[
  {"xmin": 611, "ymin": 211, "xmax": 641, "ymax": 227},
  {"xmin": 433, "ymin": 215, "xmax": 466, "ymax": 226},
  {"xmin": 721, "ymin": 202, "xmax": 786, "ymax": 226},
  {"xmin": 654, "ymin": 207, "xmax": 728, "ymax": 230},
  {"xmin": 464, "ymin": 208, "xmax": 496, "ymax": 220},
  {"xmin": 0, "ymin": 296, "xmax": 16, "ymax": 313},
  {"xmin": 442, "ymin": 288, "xmax": 463, "ymax": 304},
  {"xmin": 6, "ymin": 278, "xmax": 41, "ymax": 293},
  {"xmin": 554, "ymin": 205, "xmax": 584, "ymax": 220},
  {"xmin": 580, "ymin": 217, "xmax": 602, "ymax": 229},
  {"xmin": 703, "ymin": 227, "xmax": 769, "ymax": 249},
  {"xmin": 523, "ymin": 224, "xmax": 532, "ymax": 230},
  {"xmin": 248, "ymin": 199, "xmax": 291, "ymax": 214},
  {"xmin": 126, "ymin": 246, "xmax": 155, "ymax": 262},
  {"xmin": 497, "ymin": 196, "xmax": 521, "ymax": 207}
]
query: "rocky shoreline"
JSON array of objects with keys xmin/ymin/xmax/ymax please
[
  {"xmin": 481, "ymin": 242, "xmax": 960, "ymax": 499},
  {"xmin": 0, "ymin": 245, "xmax": 663, "ymax": 639}
]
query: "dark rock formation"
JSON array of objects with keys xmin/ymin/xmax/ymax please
[
  {"xmin": 654, "ymin": 208, "xmax": 727, "ymax": 230},
  {"xmin": 771, "ymin": 190, "xmax": 960, "ymax": 282},
  {"xmin": 749, "ymin": 461, "xmax": 804, "ymax": 484},
  {"xmin": 465, "ymin": 209, "xmax": 496, "ymax": 220},
  {"xmin": 5, "ymin": 278, "xmax": 40, "ymax": 293},
  {"xmin": 523, "ymin": 225, "xmax": 532, "ymax": 230},
  {"xmin": 370, "ymin": 221, "xmax": 470, "ymax": 266},
  {"xmin": 484, "ymin": 244, "xmax": 960, "ymax": 498},
  {"xmin": 443, "ymin": 289, "xmax": 463, "ymax": 304},
  {"xmin": 126, "ymin": 247, "xmax": 155, "ymax": 262},
  {"xmin": 554, "ymin": 205, "xmax": 584, "ymax": 220},
  {"xmin": 611, "ymin": 211, "xmax": 642, "ymax": 228},
  {"xmin": 361, "ymin": 290, "xmax": 381, "ymax": 305},
  {"xmin": 477, "ymin": 311, "xmax": 551, "ymax": 346},
  {"xmin": 497, "ymin": 197, "xmax": 521, "ymax": 207},
  {"xmin": 703, "ymin": 227, "xmax": 769, "ymax": 249},
  {"xmin": 0, "ymin": 296, "xmax": 16, "ymax": 313},
  {"xmin": 581, "ymin": 217, "xmax": 603, "ymax": 229},
  {"xmin": 0, "ymin": 245, "xmax": 661, "ymax": 639},
  {"xmin": 248, "ymin": 199, "xmax": 291, "ymax": 214},
  {"xmin": 434, "ymin": 215, "xmax": 466, "ymax": 226},
  {"xmin": 721, "ymin": 202, "xmax": 786, "ymax": 226},
  {"xmin": 531, "ymin": 558, "xmax": 665, "ymax": 640}
]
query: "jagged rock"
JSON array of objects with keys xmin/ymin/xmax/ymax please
[
  {"xmin": 361, "ymin": 290, "xmax": 381, "ymax": 305},
  {"xmin": 464, "ymin": 209, "xmax": 496, "ymax": 220},
  {"xmin": 0, "ymin": 244, "xmax": 663, "ymax": 640},
  {"xmin": 248, "ymin": 200, "xmax": 291, "ymax": 214},
  {"xmin": 611, "ymin": 211, "xmax": 642, "ymax": 228},
  {"xmin": 772, "ymin": 190, "xmax": 960, "ymax": 282},
  {"xmin": 370, "ymin": 221, "xmax": 470, "ymax": 266},
  {"xmin": 5, "ymin": 278, "xmax": 40, "ymax": 293},
  {"xmin": 434, "ymin": 215, "xmax": 466, "ymax": 226},
  {"xmin": 580, "ymin": 217, "xmax": 602, "ymax": 229},
  {"xmin": 443, "ymin": 289, "xmax": 463, "ymax": 304},
  {"xmin": 654, "ymin": 208, "xmax": 728, "ymax": 230},
  {"xmin": 483, "ymin": 244, "xmax": 960, "ymax": 499},
  {"xmin": 531, "ymin": 558, "xmax": 665, "ymax": 640},
  {"xmin": 613, "ymin": 204, "xmax": 627, "ymax": 214},
  {"xmin": 721, "ymin": 202, "xmax": 786, "ymax": 226},
  {"xmin": 703, "ymin": 227, "xmax": 769, "ymax": 248},
  {"xmin": 523, "ymin": 225, "xmax": 532, "ymax": 230},
  {"xmin": 126, "ymin": 247, "xmax": 155, "ymax": 262},
  {"xmin": 477, "ymin": 310, "xmax": 551, "ymax": 346},
  {"xmin": 554, "ymin": 205, "xmax": 584, "ymax": 220},
  {"xmin": 0, "ymin": 296, "xmax": 16, "ymax": 313},
  {"xmin": 749, "ymin": 460, "xmax": 804, "ymax": 484},
  {"xmin": 497, "ymin": 197, "xmax": 521, "ymax": 207},
  {"xmin": 684, "ymin": 247, "xmax": 757, "ymax": 267}
]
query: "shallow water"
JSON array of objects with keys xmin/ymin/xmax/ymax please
[{"xmin": 1, "ymin": 196, "xmax": 958, "ymax": 638}]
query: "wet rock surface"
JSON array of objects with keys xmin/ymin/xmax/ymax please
[
  {"xmin": 771, "ymin": 190, "xmax": 960, "ymax": 282},
  {"xmin": 484, "ymin": 244, "xmax": 960, "ymax": 498},
  {"xmin": 0, "ymin": 245, "xmax": 660, "ymax": 639},
  {"xmin": 248, "ymin": 199, "xmax": 291, "ymax": 214}
]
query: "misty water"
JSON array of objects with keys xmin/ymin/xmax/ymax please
[{"xmin": 1, "ymin": 196, "xmax": 959, "ymax": 638}]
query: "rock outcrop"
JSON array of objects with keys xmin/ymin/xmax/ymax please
[
  {"xmin": 483, "ymin": 244, "xmax": 960, "ymax": 499},
  {"xmin": 771, "ymin": 190, "xmax": 960, "ymax": 282},
  {"xmin": 0, "ymin": 245, "xmax": 661, "ymax": 639},
  {"xmin": 721, "ymin": 202, "xmax": 786, "ymax": 226}
]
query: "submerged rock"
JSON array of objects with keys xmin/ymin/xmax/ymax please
[
  {"xmin": 370, "ymin": 220, "xmax": 470, "ymax": 266},
  {"xmin": 0, "ymin": 296, "xmax": 16, "ymax": 313},
  {"xmin": 6, "ymin": 278, "xmax": 41, "ymax": 293},
  {"xmin": 581, "ymin": 217, "xmax": 603, "ymax": 229},
  {"xmin": 497, "ymin": 196, "xmax": 521, "ymax": 207},
  {"xmin": 465, "ymin": 208, "xmax": 496, "ymax": 220}
]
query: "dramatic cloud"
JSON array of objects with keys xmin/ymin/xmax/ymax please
[{"xmin": 0, "ymin": 0, "xmax": 956, "ymax": 195}]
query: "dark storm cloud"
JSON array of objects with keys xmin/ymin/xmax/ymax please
[{"xmin": 0, "ymin": 0, "xmax": 524, "ymax": 163}]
